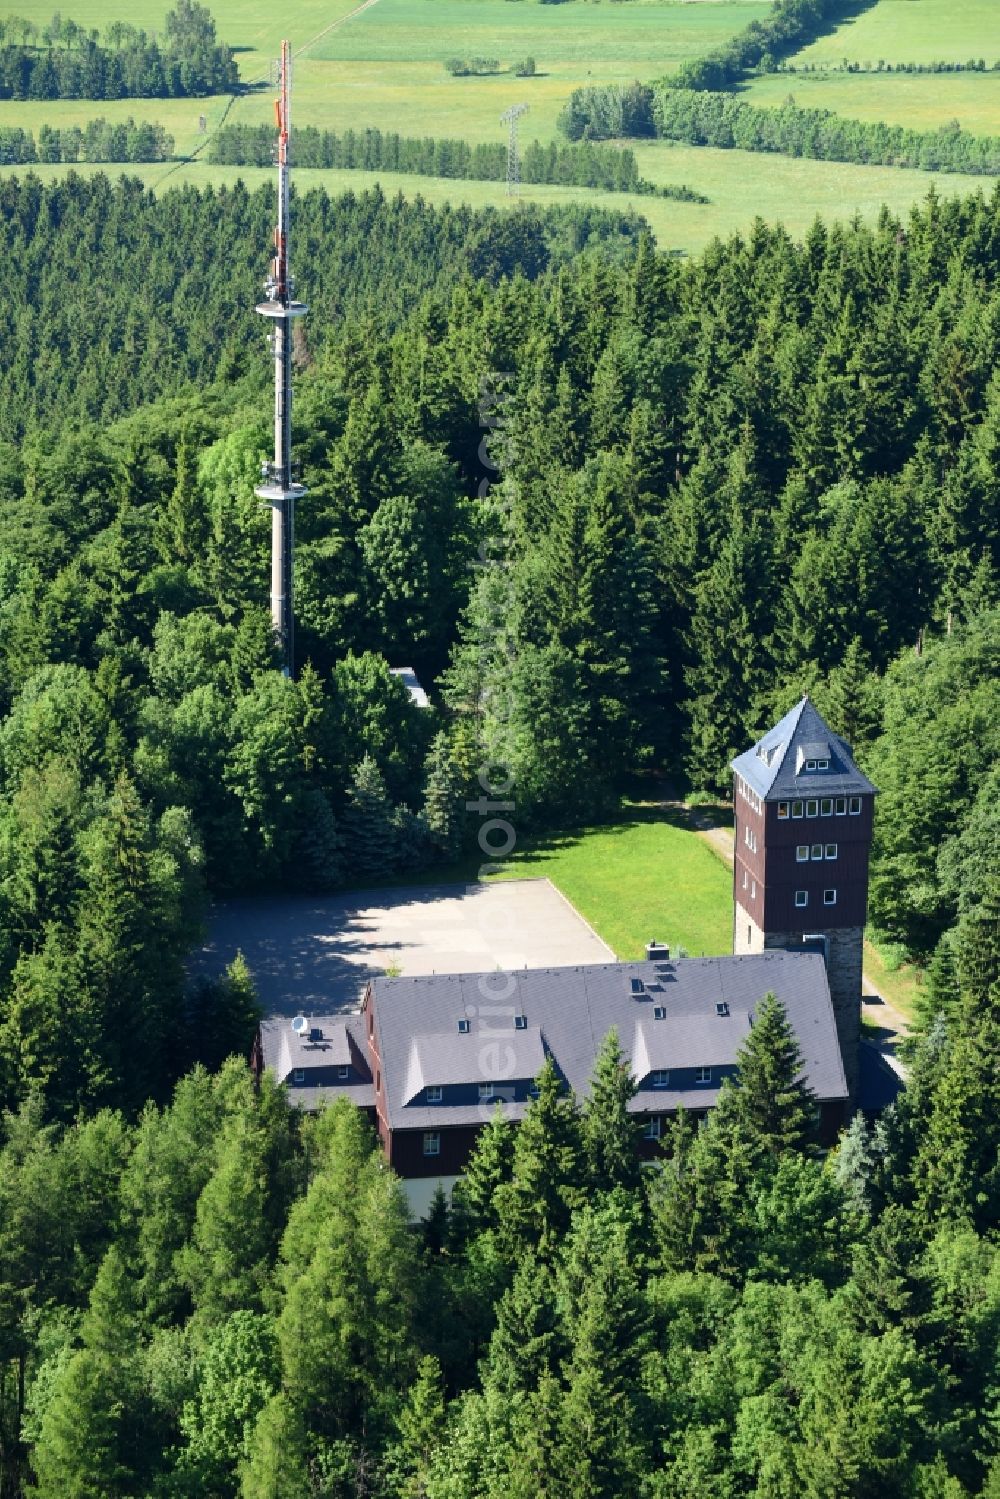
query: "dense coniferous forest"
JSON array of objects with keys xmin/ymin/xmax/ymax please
[
  {"xmin": 0, "ymin": 169, "xmax": 998, "ymax": 1494},
  {"xmin": 0, "ymin": 1, "xmax": 238, "ymax": 99}
]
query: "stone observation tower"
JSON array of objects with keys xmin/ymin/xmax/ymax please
[
  {"xmin": 730, "ymin": 698, "xmax": 877, "ymax": 1097},
  {"xmin": 255, "ymin": 38, "xmax": 307, "ymax": 677}
]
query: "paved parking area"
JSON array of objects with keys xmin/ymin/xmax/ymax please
[{"xmin": 197, "ymin": 878, "xmax": 616, "ymax": 1016}]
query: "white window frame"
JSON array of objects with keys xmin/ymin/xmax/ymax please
[
  {"xmin": 777, "ymin": 801, "xmax": 789, "ymax": 820},
  {"xmin": 820, "ymin": 798, "xmax": 833, "ymax": 816},
  {"xmin": 423, "ymin": 1131, "xmax": 441, "ymax": 1158},
  {"xmin": 806, "ymin": 798, "xmax": 819, "ymax": 818},
  {"xmin": 514, "ymin": 1015, "xmax": 527, "ymax": 1030},
  {"xmin": 825, "ymin": 843, "xmax": 837, "ymax": 860},
  {"xmin": 695, "ymin": 1066, "xmax": 713, "ymax": 1085},
  {"xmin": 811, "ymin": 843, "xmax": 823, "ymax": 861},
  {"xmin": 796, "ymin": 845, "xmax": 809, "ymax": 862},
  {"xmin": 791, "ymin": 800, "xmax": 804, "ymax": 818},
  {"xmin": 816, "ymin": 758, "xmax": 829, "ymax": 770},
  {"xmin": 479, "ymin": 1082, "xmax": 495, "ymax": 1102},
  {"xmin": 293, "ymin": 1068, "xmax": 305, "ymax": 1083},
  {"xmin": 835, "ymin": 797, "xmax": 847, "ymax": 815},
  {"xmin": 805, "ymin": 758, "xmax": 817, "ymax": 771},
  {"xmin": 426, "ymin": 1085, "xmax": 443, "ymax": 1103},
  {"xmin": 643, "ymin": 1116, "xmax": 662, "ymax": 1140},
  {"xmin": 653, "ymin": 1004, "xmax": 666, "ymax": 1020},
  {"xmin": 795, "ymin": 890, "xmax": 808, "ymax": 908},
  {"xmin": 824, "ymin": 889, "xmax": 837, "ymax": 906},
  {"xmin": 457, "ymin": 1018, "xmax": 470, "ymax": 1034},
  {"xmin": 750, "ymin": 879, "xmax": 756, "ymax": 898},
  {"xmin": 651, "ymin": 1069, "xmax": 669, "ymax": 1089},
  {"xmin": 849, "ymin": 796, "xmax": 862, "ymax": 815},
  {"xmin": 743, "ymin": 868, "xmax": 749, "ymax": 888},
  {"xmin": 337, "ymin": 1065, "xmax": 350, "ymax": 1079}
]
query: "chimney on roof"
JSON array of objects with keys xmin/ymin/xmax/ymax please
[{"xmin": 646, "ymin": 941, "xmax": 670, "ymax": 962}]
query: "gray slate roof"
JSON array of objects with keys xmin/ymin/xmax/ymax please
[
  {"xmin": 367, "ymin": 951, "xmax": 847, "ymax": 1131},
  {"xmin": 259, "ymin": 1012, "xmax": 375, "ymax": 1109},
  {"xmin": 731, "ymin": 697, "xmax": 878, "ymax": 802}
]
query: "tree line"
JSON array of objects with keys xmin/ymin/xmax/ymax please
[
  {"xmin": 3, "ymin": 953, "xmax": 1000, "ymax": 1495},
  {"xmin": 560, "ymin": 79, "xmax": 1000, "ymax": 176},
  {"xmin": 0, "ymin": 0, "xmax": 238, "ymax": 99},
  {"xmin": 653, "ymin": 87, "xmax": 1000, "ymax": 176},
  {"xmin": 786, "ymin": 56, "xmax": 1000, "ymax": 74},
  {"xmin": 207, "ymin": 123, "xmax": 674, "ymax": 195},
  {"xmin": 667, "ymin": 0, "xmax": 877, "ymax": 92},
  {"xmin": 0, "ymin": 116, "xmax": 173, "ymax": 162}
]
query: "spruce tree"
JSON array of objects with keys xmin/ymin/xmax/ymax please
[
  {"xmin": 727, "ymin": 991, "xmax": 817, "ymax": 1160},
  {"xmin": 342, "ymin": 754, "xmax": 400, "ymax": 880},
  {"xmin": 421, "ymin": 731, "xmax": 465, "ymax": 859},
  {"xmin": 581, "ymin": 1028, "xmax": 643, "ymax": 1196},
  {"xmin": 495, "ymin": 1058, "xmax": 584, "ymax": 1257}
]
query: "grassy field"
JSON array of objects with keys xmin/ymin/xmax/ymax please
[
  {"xmin": 746, "ymin": 69, "xmax": 1000, "ymax": 135},
  {"xmin": 791, "ymin": 0, "xmax": 1000, "ymax": 67},
  {"xmin": 492, "ymin": 802, "xmax": 735, "ymax": 961}
]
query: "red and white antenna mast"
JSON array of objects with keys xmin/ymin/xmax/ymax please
[{"xmin": 255, "ymin": 38, "xmax": 307, "ymax": 677}]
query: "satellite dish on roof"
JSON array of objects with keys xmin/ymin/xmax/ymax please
[{"xmin": 291, "ymin": 1015, "xmax": 308, "ymax": 1035}]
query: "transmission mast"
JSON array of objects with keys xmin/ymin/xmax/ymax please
[
  {"xmin": 500, "ymin": 103, "xmax": 528, "ymax": 197},
  {"xmin": 256, "ymin": 38, "xmax": 307, "ymax": 677}
]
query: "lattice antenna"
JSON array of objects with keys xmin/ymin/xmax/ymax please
[
  {"xmin": 500, "ymin": 103, "xmax": 528, "ymax": 197},
  {"xmin": 254, "ymin": 40, "xmax": 308, "ymax": 677}
]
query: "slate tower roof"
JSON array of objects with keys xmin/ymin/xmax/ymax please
[{"xmin": 730, "ymin": 697, "xmax": 877, "ymax": 803}]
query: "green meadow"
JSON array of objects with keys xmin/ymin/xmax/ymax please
[
  {"xmin": 790, "ymin": 0, "xmax": 1000, "ymax": 67},
  {"xmin": 1, "ymin": 0, "xmax": 995, "ymax": 251}
]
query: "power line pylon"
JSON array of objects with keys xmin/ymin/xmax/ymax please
[
  {"xmin": 255, "ymin": 39, "xmax": 307, "ymax": 678},
  {"xmin": 500, "ymin": 102, "xmax": 528, "ymax": 197}
]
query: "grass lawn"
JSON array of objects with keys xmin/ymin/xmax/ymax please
[
  {"xmin": 746, "ymin": 69, "xmax": 1000, "ymax": 135},
  {"xmin": 489, "ymin": 802, "xmax": 734, "ymax": 960},
  {"xmin": 790, "ymin": 0, "xmax": 1000, "ymax": 67}
]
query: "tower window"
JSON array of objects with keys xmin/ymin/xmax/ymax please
[
  {"xmin": 821, "ymin": 798, "xmax": 833, "ymax": 816},
  {"xmin": 643, "ymin": 1116, "xmax": 662, "ymax": 1139},
  {"xmin": 849, "ymin": 796, "xmax": 862, "ymax": 815},
  {"xmin": 805, "ymin": 758, "xmax": 818, "ymax": 771},
  {"xmin": 742, "ymin": 869, "xmax": 748, "ymax": 889},
  {"xmin": 337, "ymin": 1065, "xmax": 349, "ymax": 1079},
  {"xmin": 835, "ymin": 797, "xmax": 847, "ymax": 815},
  {"xmin": 825, "ymin": 843, "xmax": 837, "ymax": 860},
  {"xmin": 423, "ymin": 1132, "xmax": 441, "ymax": 1157},
  {"xmin": 695, "ymin": 1067, "xmax": 713, "ymax": 1085},
  {"xmin": 293, "ymin": 1068, "xmax": 305, "ymax": 1083},
  {"xmin": 811, "ymin": 843, "xmax": 823, "ymax": 860},
  {"xmin": 795, "ymin": 890, "xmax": 808, "ymax": 908},
  {"xmin": 744, "ymin": 826, "xmax": 757, "ymax": 854},
  {"xmin": 796, "ymin": 845, "xmax": 809, "ymax": 862},
  {"xmin": 427, "ymin": 1085, "xmax": 442, "ymax": 1103},
  {"xmin": 479, "ymin": 1083, "xmax": 495, "ymax": 1102},
  {"xmin": 806, "ymin": 799, "xmax": 819, "ymax": 818},
  {"xmin": 824, "ymin": 889, "xmax": 837, "ymax": 905},
  {"xmin": 750, "ymin": 879, "xmax": 756, "ymax": 898},
  {"xmin": 651, "ymin": 1069, "xmax": 669, "ymax": 1088},
  {"xmin": 777, "ymin": 801, "xmax": 789, "ymax": 819},
  {"xmin": 791, "ymin": 800, "xmax": 804, "ymax": 818}
]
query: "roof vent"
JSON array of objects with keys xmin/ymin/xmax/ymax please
[
  {"xmin": 457, "ymin": 1018, "xmax": 470, "ymax": 1034},
  {"xmin": 291, "ymin": 1015, "xmax": 308, "ymax": 1036},
  {"xmin": 630, "ymin": 978, "xmax": 646, "ymax": 997},
  {"xmin": 716, "ymin": 1002, "xmax": 729, "ymax": 1018},
  {"xmin": 645, "ymin": 941, "xmax": 670, "ymax": 962}
]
